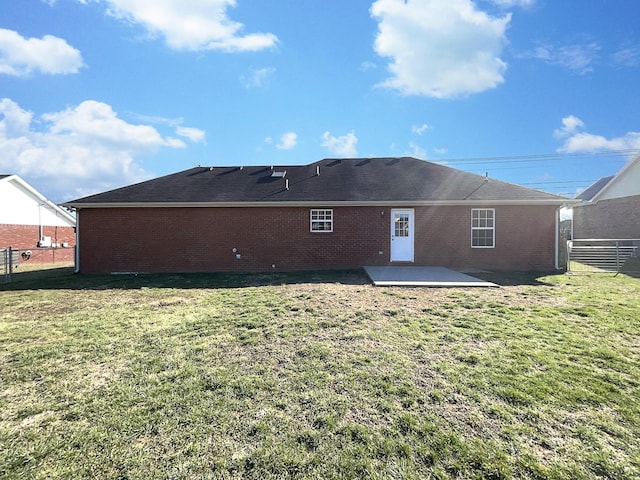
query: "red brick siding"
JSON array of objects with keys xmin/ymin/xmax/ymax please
[
  {"xmin": 0, "ymin": 224, "xmax": 76, "ymax": 264},
  {"xmin": 77, "ymin": 205, "xmax": 558, "ymax": 274},
  {"xmin": 573, "ymin": 195, "xmax": 640, "ymax": 238},
  {"xmin": 413, "ymin": 205, "xmax": 557, "ymax": 271}
]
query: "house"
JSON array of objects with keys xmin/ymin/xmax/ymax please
[
  {"xmin": 0, "ymin": 175, "xmax": 76, "ymax": 264},
  {"xmin": 573, "ymin": 153, "xmax": 640, "ymax": 238},
  {"xmin": 63, "ymin": 157, "xmax": 573, "ymax": 274}
]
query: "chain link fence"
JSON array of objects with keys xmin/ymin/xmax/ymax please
[
  {"xmin": 1, "ymin": 247, "xmax": 75, "ymax": 284},
  {"xmin": 1, "ymin": 247, "xmax": 19, "ymax": 283}
]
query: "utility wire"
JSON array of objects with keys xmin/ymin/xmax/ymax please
[{"xmin": 439, "ymin": 149, "xmax": 638, "ymax": 165}]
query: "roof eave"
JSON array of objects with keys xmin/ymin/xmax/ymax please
[
  {"xmin": 64, "ymin": 199, "xmax": 577, "ymax": 209},
  {"xmin": 6, "ymin": 175, "xmax": 77, "ymax": 225},
  {"xmin": 590, "ymin": 151, "xmax": 640, "ymax": 202}
]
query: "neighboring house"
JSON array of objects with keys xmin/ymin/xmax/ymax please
[
  {"xmin": 0, "ymin": 175, "xmax": 76, "ymax": 264},
  {"xmin": 63, "ymin": 157, "xmax": 573, "ymax": 274},
  {"xmin": 573, "ymin": 153, "xmax": 640, "ymax": 238}
]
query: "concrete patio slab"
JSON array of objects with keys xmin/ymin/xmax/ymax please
[{"xmin": 364, "ymin": 266, "xmax": 498, "ymax": 287}]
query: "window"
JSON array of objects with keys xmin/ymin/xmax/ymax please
[
  {"xmin": 310, "ymin": 209, "xmax": 333, "ymax": 232},
  {"xmin": 471, "ymin": 208, "xmax": 495, "ymax": 248},
  {"xmin": 394, "ymin": 214, "xmax": 409, "ymax": 237}
]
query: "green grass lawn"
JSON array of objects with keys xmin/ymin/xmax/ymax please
[{"xmin": 1, "ymin": 269, "xmax": 639, "ymax": 479}]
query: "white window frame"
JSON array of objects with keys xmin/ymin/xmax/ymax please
[
  {"xmin": 310, "ymin": 209, "xmax": 333, "ymax": 232},
  {"xmin": 471, "ymin": 208, "xmax": 495, "ymax": 248}
]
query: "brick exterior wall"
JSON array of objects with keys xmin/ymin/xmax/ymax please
[
  {"xmin": 0, "ymin": 224, "xmax": 76, "ymax": 264},
  {"xmin": 77, "ymin": 205, "xmax": 558, "ymax": 274},
  {"xmin": 573, "ymin": 195, "xmax": 640, "ymax": 239}
]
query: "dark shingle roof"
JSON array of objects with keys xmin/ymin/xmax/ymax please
[
  {"xmin": 576, "ymin": 175, "xmax": 614, "ymax": 201},
  {"xmin": 65, "ymin": 157, "xmax": 568, "ymax": 205}
]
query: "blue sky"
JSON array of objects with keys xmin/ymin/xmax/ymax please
[{"xmin": 1, "ymin": 0, "xmax": 639, "ymax": 202}]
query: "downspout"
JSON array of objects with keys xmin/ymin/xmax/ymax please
[
  {"xmin": 38, "ymin": 203, "xmax": 43, "ymax": 244},
  {"xmin": 554, "ymin": 206, "xmax": 560, "ymax": 270},
  {"xmin": 74, "ymin": 209, "xmax": 80, "ymax": 274}
]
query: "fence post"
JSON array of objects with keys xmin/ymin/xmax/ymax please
[{"xmin": 8, "ymin": 246, "xmax": 13, "ymax": 283}]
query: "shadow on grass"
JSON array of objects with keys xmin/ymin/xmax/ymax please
[
  {"xmin": 0, "ymin": 268, "xmax": 372, "ymax": 291},
  {"xmin": 471, "ymin": 270, "xmax": 561, "ymax": 286},
  {"xmin": 0, "ymin": 266, "xmax": 565, "ymax": 291}
]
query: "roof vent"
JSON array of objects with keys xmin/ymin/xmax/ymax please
[
  {"xmin": 316, "ymin": 165, "xmax": 320, "ymax": 176},
  {"xmin": 209, "ymin": 167, "xmax": 214, "ymax": 171},
  {"xmin": 271, "ymin": 170, "xmax": 286, "ymax": 178}
]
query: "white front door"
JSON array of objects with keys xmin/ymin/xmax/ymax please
[{"xmin": 390, "ymin": 209, "xmax": 414, "ymax": 262}]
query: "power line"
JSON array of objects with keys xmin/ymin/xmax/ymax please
[
  {"xmin": 436, "ymin": 149, "xmax": 638, "ymax": 197},
  {"xmin": 518, "ymin": 180, "xmax": 593, "ymax": 185},
  {"xmin": 439, "ymin": 149, "xmax": 638, "ymax": 165}
]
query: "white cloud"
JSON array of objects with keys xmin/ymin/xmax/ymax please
[
  {"xmin": 96, "ymin": 0, "xmax": 278, "ymax": 52},
  {"xmin": 525, "ymin": 42, "xmax": 600, "ymax": 74},
  {"xmin": 370, "ymin": 0, "xmax": 510, "ymax": 98},
  {"xmin": 554, "ymin": 115, "xmax": 640, "ymax": 153},
  {"xmin": 241, "ymin": 67, "xmax": 276, "ymax": 88},
  {"xmin": 613, "ymin": 45, "xmax": 640, "ymax": 68},
  {"xmin": 276, "ymin": 132, "xmax": 297, "ymax": 150},
  {"xmin": 559, "ymin": 132, "xmax": 640, "ymax": 154},
  {"xmin": 321, "ymin": 131, "xmax": 358, "ymax": 157},
  {"xmin": 0, "ymin": 98, "xmax": 198, "ymax": 200},
  {"xmin": 176, "ymin": 126, "xmax": 206, "ymax": 143},
  {"xmin": 408, "ymin": 142, "xmax": 427, "ymax": 159},
  {"xmin": 360, "ymin": 61, "xmax": 378, "ymax": 71},
  {"xmin": 488, "ymin": 0, "xmax": 535, "ymax": 7},
  {"xmin": 434, "ymin": 147, "xmax": 448, "ymax": 155},
  {"xmin": 43, "ymin": 100, "xmax": 185, "ymax": 149},
  {"xmin": 412, "ymin": 123, "xmax": 430, "ymax": 135},
  {"xmin": 0, "ymin": 28, "xmax": 84, "ymax": 76},
  {"xmin": 122, "ymin": 113, "xmax": 206, "ymax": 143},
  {"xmin": 553, "ymin": 115, "xmax": 585, "ymax": 139}
]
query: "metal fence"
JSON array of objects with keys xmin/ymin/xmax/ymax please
[
  {"xmin": 567, "ymin": 239, "xmax": 640, "ymax": 274},
  {"xmin": 1, "ymin": 247, "xmax": 20, "ymax": 283},
  {"xmin": 1, "ymin": 246, "xmax": 75, "ymax": 284}
]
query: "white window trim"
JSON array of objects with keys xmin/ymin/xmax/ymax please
[
  {"xmin": 471, "ymin": 208, "xmax": 495, "ymax": 249},
  {"xmin": 310, "ymin": 209, "xmax": 333, "ymax": 232}
]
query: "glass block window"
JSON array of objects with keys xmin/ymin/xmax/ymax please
[
  {"xmin": 471, "ymin": 208, "xmax": 495, "ymax": 248},
  {"xmin": 310, "ymin": 209, "xmax": 333, "ymax": 232}
]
